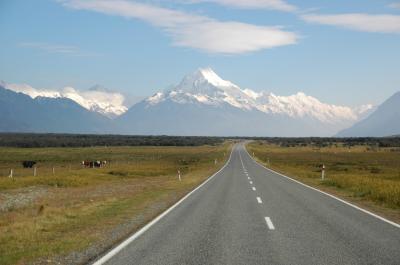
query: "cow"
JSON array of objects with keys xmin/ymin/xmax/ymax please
[
  {"xmin": 22, "ymin": 161, "xmax": 36, "ymax": 168},
  {"xmin": 82, "ymin": 160, "xmax": 107, "ymax": 168}
]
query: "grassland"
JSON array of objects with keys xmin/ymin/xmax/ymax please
[
  {"xmin": 247, "ymin": 141, "xmax": 400, "ymax": 221},
  {"xmin": 0, "ymin": 143, "xmax": 231, "ymax": 265}
]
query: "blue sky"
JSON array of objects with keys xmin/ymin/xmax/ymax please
[{"xmin": 0, "ymin": 0, "xmax": 400, "ymax": 107}]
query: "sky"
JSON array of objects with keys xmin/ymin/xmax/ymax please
[{"xmin": 0, "ymin": 0, "xmax": 400, "ymax": 107}]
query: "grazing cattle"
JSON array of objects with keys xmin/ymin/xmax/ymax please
[
  {"xmin": 82, "ymin": 160, "xmax": 107, "ymax": 168},
  {"xmin": 22, "ymin": 161, "xmax": 36, "ymax": 168}
]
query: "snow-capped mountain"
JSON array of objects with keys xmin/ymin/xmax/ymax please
[
  {"xmin": 118, "ymin": 68, "xmax": 373, "ymax": 136},
  {"xmin": 144, "ymin": 68, "xmax": 371, "ymax": 124},
  {"xmin": 0, "ymin": 81, "xmax": 127, "ymax": 118},
  {"xmin": 1, "ymin": 68, "xmax": 378, "ymax": 136},
  {"xmin": 0, "ymin": 84, "xmax": 112, "ymax": 133}
]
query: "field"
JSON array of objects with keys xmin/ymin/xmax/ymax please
[
  {"xmin": 0, "ymin": 143, "xmax": 231, "ymax": 265},
  {"xmin": 247, "ymin": 141, "xmax": 400, "ymax": 221}
]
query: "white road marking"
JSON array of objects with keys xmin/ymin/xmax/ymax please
[
  {"xmin": 91, "ymin": 146, "xmax": 235, "ymax": 265},
  {"xmin": 239, "ymin": 151, "xmax": 245, "ymax": 169},
  {"xmin": 243, "ymin": 145, "xmax": 400, "ymax": 229},
  {"xmin": 249, "ymin": 181, "xmax": 253, "ymax": 185},
  {"xmin": 257, "ymin": 197, "xmax": 262, "ymax": 204},
  {"xmin": 265, "ymin": 217, "xmax": 275, "ymax": 230},
  {"xmin": 247, "ymin": 177, "xmax": 251, "ymax": 180},
  {"xmin": 252, "ymin": 187, "xmax": 256, "ymax": 191}
]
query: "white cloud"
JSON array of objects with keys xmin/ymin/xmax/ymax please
[
  {"xmin": 301, "ymin": 13, "xmax": 400, "ymax": 33},
  {"xmin": 19, "ymin": 42, "xmax": 101, "ymax": 57},
  {"xmin": 388, "ymin": 2, "xmax": 400, "ymax": 9},
  {"xmin": 182, "ymin": 0, "xmax": 297, "ymax": 12},
  {"xmin": 60, "ymin": 0, "xmax": 298, "ymax": 54},
  {"xmin": 0, "ymin": 81, "xmax": 127, "ymax": 117}
]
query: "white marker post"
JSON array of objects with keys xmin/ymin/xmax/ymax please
[
  {"xmin": 214, "ymin": 159, "xmax": 217, "ymax": 165},
  {"xmin": 52, "ymin": 167, "xmax": 55, "ymax": 175},
  {"xmin": 34, "ymin": 166, "xmax": 37, "ymax": 177},
  {"xmin": 321, "ymin": 164, "xmax": 325, "ymax": 181},
  {"xmin": 178, "ymin": 170, "xmax": 181, "ymax": 181},
  {"xmin": 9, "ymin": 169, "xmax": 13, "ymax": 179}
]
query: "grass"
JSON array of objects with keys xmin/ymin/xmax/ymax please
[
  {"xmin": 247, "ymin": 141, "xmax": 400, "ymax": 219},
  {"xmin": 0, "ymin": 143, "xmax": 231, "ymax": 265}
]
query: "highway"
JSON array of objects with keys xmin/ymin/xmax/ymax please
[{"xmin": 94, "ymin": 143, "xmax": 400, "ymax": 265}]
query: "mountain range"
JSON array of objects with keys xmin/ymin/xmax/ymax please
[{"xmin": 1, "ymin": 68, "xmax": 398, "ymax": 137}]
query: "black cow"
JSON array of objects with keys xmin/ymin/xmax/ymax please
[{"xmin": 22, "ymin": 161, "xmax": 36, "ymax": 168}]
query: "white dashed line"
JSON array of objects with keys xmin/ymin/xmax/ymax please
[
  {"xmin": 252, "ymin": 187, "xmax": 256, "ymax": 191},
  {"xmin": 257, "ymin": 197, "xmax": 262, "ymax": 204},
  {"xmin": 247, "ymin": 177, "xmax": 251, "ymax": 180},
  {"xmin": 249, "ymin": 181, "xmax": 253, "ymax": 185},
  {"xmin": 265, "ymin": 217, "xmax": 275, "ymax": 230}
]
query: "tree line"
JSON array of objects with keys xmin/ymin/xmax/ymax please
[{"xmin": 0, "ymin": 133, "xmax": 223, "ymax": 147}]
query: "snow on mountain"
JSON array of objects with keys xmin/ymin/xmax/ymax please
[
  {"xmin": 0, "ymin": 80, "xmax": 127, "ymax": 118},
  {"xmin": 144, "ymin": 68, "xmax": 370, "ymax": 124}
]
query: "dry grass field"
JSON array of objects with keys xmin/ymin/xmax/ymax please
[
  {"xmin": 0, "ymin": 143, "xmax": 231, "ymax": 265},
  {"xmin": 247, "ymin": 141, "xmax": 400, "ymax": 221}
]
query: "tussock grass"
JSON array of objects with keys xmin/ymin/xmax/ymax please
[
  {"xmin": 247, "ymin": 141, "xmax": 400, "ymax": 210},
  {"xmin": 0, "ymin": 143, "xmax": 231, "ymax": 265}
]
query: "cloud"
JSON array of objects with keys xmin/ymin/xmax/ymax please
[
  {"xmin": 181, "ymin": 0, "xmax": 297, "ymax": 12},
  {"xmin": 60, "ymin": 0, "xmax": 298, "ymax": 54},
  {"xmin": 301, "ymin": 13, "xmax": 400, "ymax": 33},
  {"xmin": 388, "ymin": 2, "xmax": 400, "ymax": 9},
  {"xmin": 19, "ymin": 42, "xmax": 101, "ymax": 57},
  {"xmin": 1, "ymin": 81, "xmax": 127, "ymax": 117}
]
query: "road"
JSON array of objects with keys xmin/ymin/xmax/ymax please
[{"xmin": 94, "ymin": 143, "xmax": 400, "ymax": 265}]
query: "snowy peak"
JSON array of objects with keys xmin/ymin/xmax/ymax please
[
  {"xmin": 0, "ymin": 81, "xmax": 127, "ymax": 118},
  {"xmin": 175, "ymin": 67, "xmax": 240, "ymax": 96},
  {"xmin": 192, "ymin": 67, "xmax": 237, "ymax": 88},
  {"xmin": 145, "ymin": 68, "xmax": 372, "ymax": 125}
]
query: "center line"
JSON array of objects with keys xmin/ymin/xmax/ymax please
[
  {"xmin": 257, "ymin": 197, "xmax": 262, "ymax": 204},
  {"xmin": 252, "ymin": 187, "xmax": 256, "ymax": 191},
  {"xmin": 265, "ymin": 217, "xmax": 275, "ymax": 230}
]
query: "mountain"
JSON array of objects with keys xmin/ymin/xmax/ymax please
[
  {"xmin": 0, "ymin": 85, "xmax": 112, "ymax": 133},
  {"xmin": 118, "ymin": 68, "xmax": 370, "ymax": 136},
  {"xmin": 336, "ymin": 92, "xmax": 400, "ymax": 137},
  {"xmin": 0, "ymin": 81, "xmax": 127, "ymax": 118}
]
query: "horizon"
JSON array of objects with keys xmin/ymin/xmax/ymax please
[{"xmin": 1, "ymin": 0, "xmax": 400, "ymax": 109}]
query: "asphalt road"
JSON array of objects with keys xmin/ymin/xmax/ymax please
[{"xmin": 95, "ymin": 143, "xmax": 400, "ymax": 265}]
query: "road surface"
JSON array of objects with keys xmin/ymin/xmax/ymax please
[{"xmin": 94, "ymin": 143, "xmax": 400, "ymax": 265}]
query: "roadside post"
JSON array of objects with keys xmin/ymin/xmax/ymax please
[
  {"xmin": 321, "ymin": 164, "xmax": 325, "ymax": 180},
  {"xmin": 52, "ymin": 167, "xmax": 55, "ymax": 175},
  {"xmin": 215, "ymin": 159, "xmax": 217, "ymax": 165},
  {"xmin": 178, "ymin": 170, "xmax": 181, "ymax": 181},
  {"xmin": 8, "ymin": 169, "xmax": 13, "ymax": 178},
  {"xmin": 34, "ymin": 166, "xmax": 37, "ymax": 177}
]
